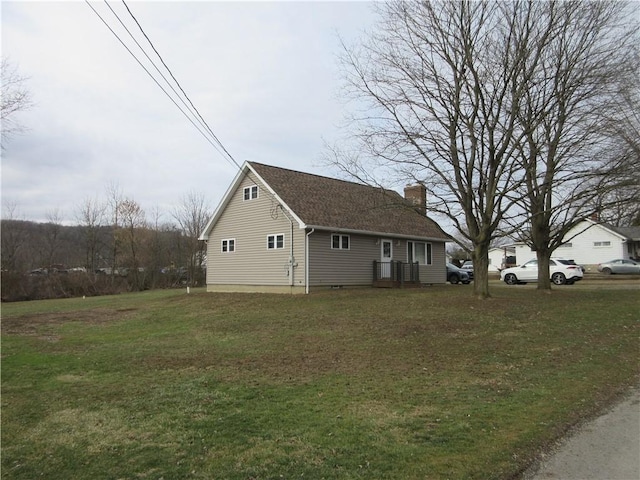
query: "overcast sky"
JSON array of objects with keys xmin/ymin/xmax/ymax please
[{"xmin": 2, "ymin": 1, "xmax": 378, "ymax": 224}]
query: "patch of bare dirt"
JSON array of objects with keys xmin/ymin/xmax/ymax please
[{"xmin": 1, "ymin": 308, "xmax": 137, "ymax": 337}]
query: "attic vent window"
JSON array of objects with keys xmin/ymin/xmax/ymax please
[
  {"xmin": 243, "ymin": 185, "xmax": 258, "ymax": 201},
  {"xmin": 594, "ymin": 241, "xmax": 611, "ymax": 247}
]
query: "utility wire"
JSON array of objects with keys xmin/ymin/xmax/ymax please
[
  {"xmin": 121, "ymin": 0, "xmax": 240, "ymax": 169},
  {"xmin": 85, "ymin": 0, "xmax": 228, "ymax": 163},
  {"xmin": 84, "ymin": 0, "xmax": 241, "ymax": 170},
  {"xmin": 102, "ymin": 1, "xmax": 207, "ymax": 134}
]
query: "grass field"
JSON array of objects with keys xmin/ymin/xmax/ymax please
[{"xmin": 2, "ymin": 283, "xmax": 638, "ymax": 479}]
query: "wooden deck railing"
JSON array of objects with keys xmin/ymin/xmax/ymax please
[{"xmin": 372, "ymin": 261, "xmax": 420, "ymax": 287}]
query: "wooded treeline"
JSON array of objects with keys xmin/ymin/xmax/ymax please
[{"xmin": 1, "ymin": 192, "xmax": 210, "ymax": 302}]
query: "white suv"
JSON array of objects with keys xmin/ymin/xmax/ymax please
[{"xmin": 500, "ymin": 258, "xmax": 584, "ymax": 285}]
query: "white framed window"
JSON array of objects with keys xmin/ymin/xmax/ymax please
[
  {"xmin": 594, "ymin": 241, "xmax": 611, "ymax": 247},
  {"xmin": 331, "ymin": 234, "xmax": 350, "ymax": 250},
  {"xmin": 267, "ymin": 234, "xmax": 284, "ymax": 250},
  {"xmin": 407, "ymin": 241, "xmax": 432, "ymax": 265},
  {"xmin": 221, "ymin": 238, "xmax": 235, "ymax": 253},
  {"xmin": 558, "ymin": 242, "xmax": 572, "ymax": 248},
  {"xmin": 243, "ymin": 185, "xmax": 258, "ymax": 201}
]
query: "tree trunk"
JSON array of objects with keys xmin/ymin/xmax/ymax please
[
  {"xmin": 472, "ymin": 243, "xmax": 491, "ymax": 299},
  {"xmin": 536, "ymin": 249, "xmax": 552, "ymax": 291}
]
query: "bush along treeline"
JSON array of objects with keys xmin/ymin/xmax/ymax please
[
  {"xmin": 1, "ymin": 219, "xmax": 205, "ymax": 302},
  {"xmin": 1, "ymin": 197, "xmax": 209, "ymax": 302}
]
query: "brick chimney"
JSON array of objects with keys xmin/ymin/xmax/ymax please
[{"xmin": 404, "ymin": 184, "xmax": 427, "ymax": 215}]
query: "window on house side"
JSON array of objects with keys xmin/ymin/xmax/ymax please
[
  {"xmin": 594, "ymin": 241, "xmax": 611, "ymax": 247},
  {"xmin": 331, "ymin": 234, "xmax": 350, "ymax": 250},
  {"xmin": 267, "ymin": 234, "xmax": 284, "ymax": 250},
  {"xmin": 408, "ymin": 241, "xmax": 432, "ymax": 265},
  {"xmin": 221, "ymin": 238, "xmax": 235, "ymax": 253},
  {"xmin": 243, "ymin": 185, "xmax": 258, "ymax": 201}
]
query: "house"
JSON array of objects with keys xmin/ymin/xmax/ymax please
[
  {"xmin": 199, "ymin": 162, "xmax": 451, "ymax": 293},
  {"xmin": 444, "ymin": 246, "xmax": 514, "ymax": 274},
  {"xmin": 488, "ymin": 246, "xmax": 516, "ymax": 272},
  {"xmin": 511, "ymin": 219, "xmax": 640, "ymax": 272}
]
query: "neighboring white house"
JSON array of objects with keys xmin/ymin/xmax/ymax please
[
  {"xmin": 488, "ymin": 246, "xmax": 516, "ymax": 272},
  {"xmin": 510, "ymin": 219, "xmax": 640, "ymax": 272}
]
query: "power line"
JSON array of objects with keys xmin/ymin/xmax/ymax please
[
  {"xmin": 84, "ymin": 0, "xmax": 229, "ymax": 163},
  {"xmin": 121, "ymin": 0, "xmax": 239, "ymax": 169},
  {"xmin": 103, "ymin": 2, "xmax": 203, "ymax": 130},
  {"xmin": 84, "ymin": 0, "xmax": 241, "ymax": 170}
]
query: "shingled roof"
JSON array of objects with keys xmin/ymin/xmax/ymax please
[
  {"xmin": 249, "ymin": 162, "xmax": 450, "ymax": 241},
  {"xmin": 606, "ymin": 225, "xmax": 640, "ymax": 241}
]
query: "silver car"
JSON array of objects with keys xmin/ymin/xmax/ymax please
[{"xmin": 597, "ymin": 259, "xmax": 640, "ymax": 275}]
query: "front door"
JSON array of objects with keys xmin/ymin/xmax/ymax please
[{"xmin": 380, "ymin": 239, "xmax": 393, "ymax": 278}]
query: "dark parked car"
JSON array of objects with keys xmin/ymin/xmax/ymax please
[
  {"xmin": 446, "ymin": 263, "xmax": 471, "ymax": 284},
  {"xmin": 461, "ymin": 261, "xmax": 474, "ymax": 280}
]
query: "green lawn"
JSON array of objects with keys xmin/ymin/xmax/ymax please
[{"xmin": 2, "ymin": 285, "xmax": 638, "ymax": 479}]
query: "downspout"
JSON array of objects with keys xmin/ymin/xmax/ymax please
[
  {"xmin": 279, "ymin": 205, "xmax": 297, "ymax": 288},
  {"xmin": 305, "ymin": 228, "xmax": 315, "ymax": 294},
  {"xmin": 289, "ymin": 216, "xmax": 294, "ymax": 286}
]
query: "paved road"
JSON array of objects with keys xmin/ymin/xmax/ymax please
[{"xmin": 524, "ymin": 388, "xmax": 640, "ymax": 480}]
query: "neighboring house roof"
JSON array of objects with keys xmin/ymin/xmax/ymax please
[
  {"xmin": 200, "ymin": 161, "xmax": 451, "ymax": 241},
  {"xmin": 603, "ymin": 225, "xmax": 640, "ymax": 241},
  {"xmin": 489, "ymin": 246, "xmax": 516, "ymax": 253},
  {"xmin": 501, "ymin": 218, "xmax": 637, "ymax": 247},
  {"xmin": 580, "ymin": 218, "xmax": 637, "ymax": 241}
]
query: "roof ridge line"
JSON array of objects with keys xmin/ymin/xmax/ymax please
[{"xmin": 247, "ymin": 161, "xmax": 401, "ymax": 196}]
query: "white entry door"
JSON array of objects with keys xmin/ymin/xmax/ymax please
[{"xmin": 380, "ymin": 239, "xmax": 393, "ymax": 278}]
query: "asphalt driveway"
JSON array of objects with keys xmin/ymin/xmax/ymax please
[{"xmin": 524, "ymin": 387, "xmax": 640, "ymax": 480}]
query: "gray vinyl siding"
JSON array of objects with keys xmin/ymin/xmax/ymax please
[
  {"xmin": 308, "ymin": 231, "xmax": 382, "ymax": 286},
  {"xmin": 206, "ymin": 173, "xmax": 306, "ymax": 287},
  {"xmin": 417, "ymin": 241, "xmax": 446, "ymax": 284},
  {"xmin": 308, "ymin": 232, "xmax": 446, "ymax": 286}
]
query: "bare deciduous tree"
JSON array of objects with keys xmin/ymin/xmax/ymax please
[
  {"xmin": 509, "ymin": 0, "xmax": 639, "ymax": 289},
  {"xmin": 333, "ymin": 1, "xmax": 537, "ymax": 298},
  {"xmin": 117, "ymin": 198, "xmax": 146, "ymax": 290},
  {"xmin": 1, "ymin": 57, "xmax": 32, "ymax": 146},
  {"xmin": 334, "ymin": 0, "xmax": 638, "ymax": 295},
  {"xmin": 592, "ymin": 76, "xmax": 640, "ymax": 227},
  {"xmin": 105, "ymin": 182, "xmax": 123, "ymax": 280},
  {"xmin": 76, "ymin": 197, "xmax": 107, "ymax": 272},
  {"xmin": 172, "ymin": 191, "xmax": 210, "ymax": 287},
  {"xmin": 1, "ymin": 201, "xmax": 29, "ymax": 272},
  {"xmin": 42, "ymin": 209, "xmax": 64, "ymax": 268}
]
